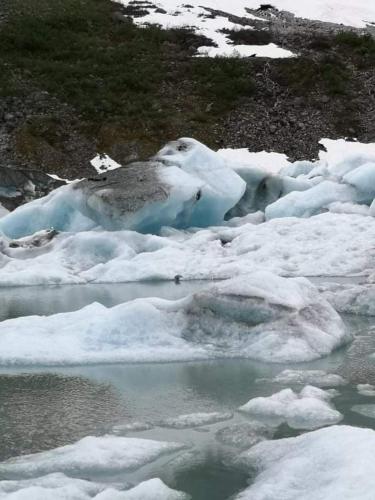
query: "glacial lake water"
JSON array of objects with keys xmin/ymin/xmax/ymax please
[{"xmin": 1, "ymin": 281, "xmax": 375, "ymax": 499}]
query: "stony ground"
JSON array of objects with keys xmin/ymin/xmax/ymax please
[{"xmin": 0, "ymin": 0, "xmax": 374, "ymax": 179}]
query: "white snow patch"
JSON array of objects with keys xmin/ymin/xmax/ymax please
[
  {"xmin": 91, "ymin": 154, "xmax": 122, "ymax": 174},
  {"xmin": 118, "ymin": 1, "xmax": 294, "ymax": 59},
  {"xmin": 239, "ymin": 385, "xmax": 342, "ymax": 429},
  {"xmin": 94, "ymin": 479, "xmax": 189, "ymax": 500}
]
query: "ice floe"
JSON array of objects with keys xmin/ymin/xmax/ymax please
[
  {"xmin": 357, "ymin": 384, "xmax": 375, "ymax": 397},
  {"xmin": 235, "ymin": 425, "xmax": 375, "ymax": 500},
  {"xmin": 265, "ymin": 369, "xmax": 347, "ymax": 387},
  {"xmin": 158, "ymin": 412, "xmax": 233, "ymax": 429},
  {"xmin": 0, "ymin": 436, "xmax": 184, "ymax": 477},
  {"xmin": 215, "ymin": 422, "xmax": 274, "ymax": 450},
  {"xmin": 239, "ymin": 386, "xmax": 342, "ymax": 429},
  {"xmin": 0, "ymin": 272, "xmax": 348, "ymax": 365}
]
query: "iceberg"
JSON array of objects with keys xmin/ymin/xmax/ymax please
[
  {"xmin": 0, "ymin": 272, "xmax": 349, "ymax": 365},
  {"xmin": 235, "ymin": 425, "xmax": 375, "ymax": 500},
  {"xmin": 0, "ymin": 139, "xmax": 246, "ymax": 238},
  {"xmin": 238, "ymin": 385, "xmax": 342, "ymax": 429}
]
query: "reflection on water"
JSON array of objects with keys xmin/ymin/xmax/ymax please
[{"xmin": 0, "ymin": 373, "xmax": 126, "ymax": 461}]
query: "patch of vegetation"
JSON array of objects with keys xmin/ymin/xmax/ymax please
[
  {"xmin": 222, "ymin": 29, "xmax": 272, "ymax": 46},
  {"xmin": 274, "ymin": 56, "xmax": 350, "ymax": 96},
  {"xmin": 335, "ymin": 32, "xmax": 375, "ymax": 67},
  {"xmin": 0, "ymin": 0, "xmax": 254, "ymax": 140}
]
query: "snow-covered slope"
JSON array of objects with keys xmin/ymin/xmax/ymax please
[{"xmin": 118, "ymin": 0, "xmax": 295, "ymax": 58}]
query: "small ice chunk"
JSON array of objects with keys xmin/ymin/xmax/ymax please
[
  {"xmin": 270, "ymin": 369, "xmax": 347, "ymax": 388},
  {"xmin": 351, "ymin": 404, "xmax": 375, "ymax": 418},
  {"xmin": 215, "ymin": 422, "xmax": 274, "ymax": 450},
  {"xmin": 0, "ymin": 436, "xmax": 184, "ymax": 477},
  {"xmin": 235, "ymin": 425, "xmax": 375, "ymax": 500},
  {"xmin": 112, "ymin": 422, "xmax": 153, "ymax": 434},
  {"xmin": 158, "ymin": 412, "xmax": 233, "ymax": 429},
  {"xmin": 357, "ymin": 384, "xmax": 375, "ymax": 397},
  {"xmin": 95, "ymin": 478, "xmax": 189, "ymax": 500},
  {"xmin": 239, "ymin": 386, "xmax": 342, "ymax": 429}
]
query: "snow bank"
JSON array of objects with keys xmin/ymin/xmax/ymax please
[
  {"xmin": 239, "ymin": 385, "xmax": 342, "ymax": 429},
  {"xmin": 0, "ymin": 272, "xmax": 348, "ymax": 365},
  {"xmin": 0, "ymin": 436, "xmax": 184, "ymax": 478},
  {"xmin": 236, "ymin": 425, "xmax": 375, "ymax": 500},
  {"xmin": 91, "ymin": 154, "xmax": 121, "ymax": 174}
]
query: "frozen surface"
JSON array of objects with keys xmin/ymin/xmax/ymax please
[
  {"xmin": 239, "ymin": 385, "xmax": 342, "ymax": 429},
  {"xmin": 158, "ymin": 412, "xmax": 233, "ymax": 429},
  {"xmin": 218, "ymin": 149, "xmax": 290, "ymax": 175},
  {"xmin": 266, "ymin": 369, "xmax": 347, "ymax": 387},
  {"xmin": 357, "ymin": 384, "xmax": 375, "ymax": 397},
  {"xmin": 0, "ymin": 436, "xmax": 184, "ymax": 477},
  {"xmin": 236, "ymin": 425, "xmax": 375, "ymax": 500},
  {"xmin": 0, "ymin": 272, "xmax": 348, "ymax": 365}
]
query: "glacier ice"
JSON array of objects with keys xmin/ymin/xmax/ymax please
[
  {"xmin": 0, "ymin": 435, "xmax": 184, "ymax": 478},
  {"xmin": 238, "ymin": 385, "xmax": 342, "ymax": 429},
  {"xmin": 351, "ymin": 404, "xmax": 375, "ymax": 419},
  {"xmin": 0, "ymin": 272, "xmax": 349, "ymax": 365},
  {"xmin": 1, "ymin": 211, "xmax": 375, "ymax": 286},
  {"xmin": 235, "ymin": 425, "xmax": 375, "ymax": 500}
]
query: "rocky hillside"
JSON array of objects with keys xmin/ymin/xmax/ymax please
[{"xmin": 0, "ymin": 0, "xmax": 374, "ymax": 180}]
